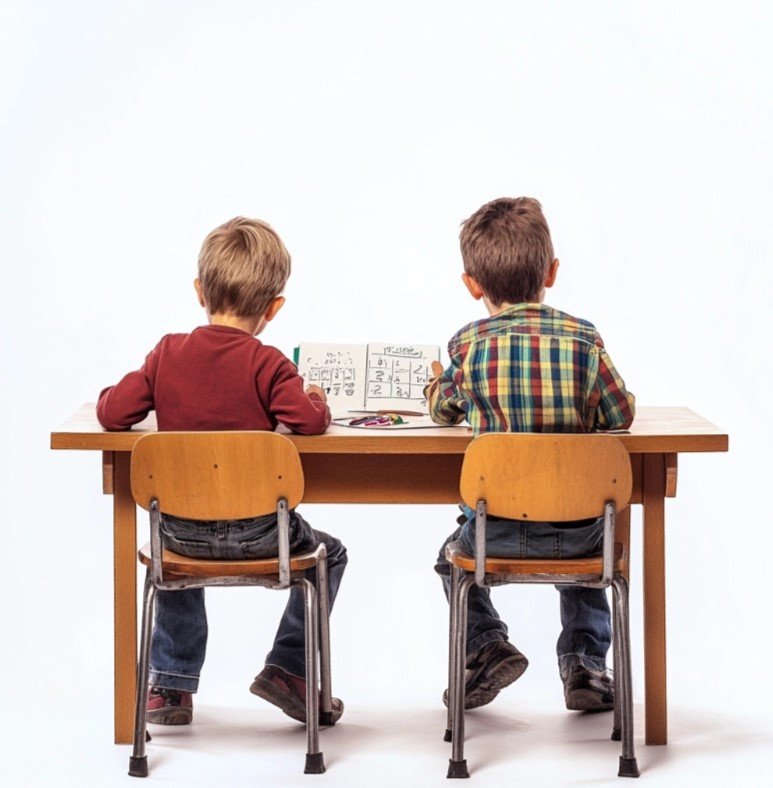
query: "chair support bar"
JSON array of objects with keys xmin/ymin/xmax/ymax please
[
  {"xmin": 474, "ymin": 500, "xmax": 486, "ymax": 586},
  {"xmin": 484, "ymin": 574, "xmax": 614, "ymax": 588},
  {"xmin": 601, "ymin": 500, "xmax": 615, "ymax": 586},
  {"xmin": 277, "ymin": 497, "xmax": 291, "ymax": 588},
  {"xmin": 149, "ymin": 500, "xmax": 164, "ymax": 586}
]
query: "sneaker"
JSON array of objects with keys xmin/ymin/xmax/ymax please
[
  {"xmin": 443, "ymin": 640, "xmax": 529, "ymax": 710},
  {"xmin": 146, "ymin": 687, "xmax": 193, "ymax": 725},
  {"xmin": 563, "ymin": 664, "xmax": 614, "ymax": 712},
  {"xmin": 250, "ymin": 665, "xmax": 344, "ymax": 725}
]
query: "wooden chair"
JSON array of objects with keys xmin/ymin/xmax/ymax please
[
  {"xmin": 445, "ymin": 433, "xmax": 639, "ymax": 779},
  {"xmin": 127, "ymin": 432, "xmax": 334, "ymax": 778}
]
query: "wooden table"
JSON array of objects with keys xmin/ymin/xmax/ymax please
[{"xmin": 51, "ymin": 404, "xmax": 727, "ymax": 746}]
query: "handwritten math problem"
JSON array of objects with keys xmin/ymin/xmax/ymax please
[
  {"xmin": 366, "ymin": 345, "xmax": 432, "ymax": 401},
  {"xmin": 303, "ymin": 347, "xmax": 363, "ymax": 400},
  {"xmin": 296, "ymin": 342, "xmax": 440, "ymax": 415}
]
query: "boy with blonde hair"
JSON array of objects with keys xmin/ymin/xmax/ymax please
[
  {"xmin": 98, "ymin": 217, "xmax": 346, "ymax": 725},
  {"xmin": 428, "ymin": 197, "xmax": 634, "ymax": 712}
]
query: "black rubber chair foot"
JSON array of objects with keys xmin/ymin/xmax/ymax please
[
  {"xmin": 618, "ymin": 756, "xmax": 640, "ymax": 778},
  {"xmin": 304, "ymin": 752, "xmax": 326, "ymax": 774},
  {"xmin": 320, "ymin": 711, "xmax": 335, "ymax": 726},
  {"xmin": 128, "ymin": 756, "xmax": 148, "ymax": 778},
  {"xmin": 611, "ymin": 727, "xmax": 621, "ymax": 741},
  {"xmin": 444, "ymin": 728, "xmax": 452, "ymax": 742},
  {"xmin": 447, "ymin": 759, "xmax": 469, "ymax": 778}
]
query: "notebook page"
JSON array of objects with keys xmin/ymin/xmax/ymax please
[
  {"xmin": 296, "ymin": 343, "xmax": 368, "ymax": 417},
  {"xmin": 364, "ymin": 343, "xmax": 440, "ymax": 412}
]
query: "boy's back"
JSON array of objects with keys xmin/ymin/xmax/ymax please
[
  {"xmin": 430, "ymin": 301, "xmax": 634, "ymax": 434},
  {"xmin": 97, "ymin": 324, "xmax": 329, "ymax": 433}
]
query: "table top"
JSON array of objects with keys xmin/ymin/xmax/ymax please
[{"xmin": 51, "ymin": 404, "xmax": 728, "ymax": 455}]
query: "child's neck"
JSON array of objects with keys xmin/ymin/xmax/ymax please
[
  {"xmin": 484, "ymin": 293, "xmax": 544, "ymax": 316},
  {"xmin": 208, "ymin": 312, "xmax": 265, "ymax": 336}
]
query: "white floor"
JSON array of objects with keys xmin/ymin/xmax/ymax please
[{"xmin": 5, "ymin": 670, "xmax": 772, "ymax": 787}]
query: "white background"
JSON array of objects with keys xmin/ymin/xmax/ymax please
[{"xmin": 1, "ymin": 1, "xmax": 771, "ymax": 786}]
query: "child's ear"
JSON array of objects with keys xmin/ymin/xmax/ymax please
[
  {"xmin": 263, "ymin": 296, "xmax": 286, "ymax": 323},
  {"xmin": 462, "ymin": 273, "xmax": 485, "ymax": 301},
  {"xmin": 194, "ymin": 278, "xmax": 206, "ymax": 307},
  {"xmin": 544, "ymin": 258, "xmax": 560, "ymax": 289}
]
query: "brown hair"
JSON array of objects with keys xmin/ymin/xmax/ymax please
[
  {"xmin": 197, "ymin": 217, "xmax": 291, "ymax": 317},
  {"xmin": 459, "ymin": 197, "xmax": 554, "ymax": 305}
]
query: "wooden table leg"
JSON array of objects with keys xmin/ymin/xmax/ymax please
[
  {"xmin": 112, "ymin": 452, "xmax": 137, "ymax": 744},
  {"xmin": 642, "ymin": 454, "xmax": 667, "ymax": 745}
]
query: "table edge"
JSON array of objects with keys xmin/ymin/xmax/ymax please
[{"xmin": 51, "ymin": 431, "xmax": 729, "ymax": 454}]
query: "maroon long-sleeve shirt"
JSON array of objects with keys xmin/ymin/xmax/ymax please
[{"xmin": 97, "ymin": 324, "xmax": 330, "ymax": 434}]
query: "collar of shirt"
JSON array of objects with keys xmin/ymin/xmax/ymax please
[
  {"xmin": 447, "ymin": 302, "xmax": 603, "ymax": 365},
  {"xmin": 195, "ymin": 324, "xmax": 258, "ymax": 338}
]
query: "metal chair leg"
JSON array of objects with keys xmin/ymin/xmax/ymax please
[
  {"xmin": 612, "ymin": 575, "xmax": 639, "ymax": 778},
  {"xmin": 316, "ymin": 553, "xmax": 334, "ymax": 725},
  {"xmin": 445, "ymin": 565, "xmax": 461, "ymax": 742},
  {"xmin": 612, "ymin": 587, "xmax": 622, "ymax": 742},
  {"xmin": 129, "ymin": 574, "xmax": 156, "ymax": 778},
  {"xmin": 448, "ymin": 574, "xmax": 472, "ymax": 779},
  {"xmin": 300, "ymin": 578, "xmax": 325, "ymax": 774}
]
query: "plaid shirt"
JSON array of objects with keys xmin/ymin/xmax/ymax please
[{"xmin": 427, "ymin": 303, "xmax": 635, "ymax": 434}]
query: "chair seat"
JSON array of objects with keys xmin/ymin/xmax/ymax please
[
  {"xmin": 138, "ymin": 542, "xmax": 323, "ymax": 578},
  {"xmin": 445, "ymin": 540, "xmax": 625, "ymax": 576}
]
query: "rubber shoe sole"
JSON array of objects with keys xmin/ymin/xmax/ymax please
[
  {"xmin": 443, "ymin": 641, "xmax": 529, "ymax": 710},
  {"xmin": 563, "ymin": 665, "xmax": 614, "ymax": 712},
  {"xmin": 146, "ymin": 689, "xmax": 193, "ymax": 725},
  {"xmin": 565, "ymin": 687, "xmax": 613, "ymax": 711},
  {"xmin": 250, "ymin": 666, "xmax": 343, "ymax": 725},
  {"xmin": 146, "ymin": 706, "xmax": 193, "ymax": 725}
]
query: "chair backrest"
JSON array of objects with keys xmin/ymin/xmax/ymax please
[
  {"xmin": 130, "ymin": 432, "xmax": 304, "ymax": 519},
  {"xmin": 459, "ymin": 433, "xmax": 632, "ymax": 521}
]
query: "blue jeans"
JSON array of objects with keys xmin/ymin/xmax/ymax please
[
  {"xmin": 435, "ymin": 510, "xmax": 611, "ymax": 679},
  {"xmin": 149, "ymin": 511, "xmax": 347, "ymax": 693}
]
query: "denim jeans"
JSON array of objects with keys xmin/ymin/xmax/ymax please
[
  {"xmin": 434, "ymin": 509, "xmax": 611, "ymax": 679},
  {"xmin": 149, "ymin": 511, "xmax": 347, "ymax": 693}
]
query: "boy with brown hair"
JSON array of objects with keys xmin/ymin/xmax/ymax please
[
  {"xmin": 98, "ymin": 217, "xmax": 347, "ymax": 726},
  {"xmin": 427, "ymin": 197, "xmax": 635, "ymax": 712}
]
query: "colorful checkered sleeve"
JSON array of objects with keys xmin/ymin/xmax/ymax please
[
  {"xmin": 594, "ymin": 348, "xmax": 635, "ymax": 430},
  {"xmin": 426, "ymin": 364, "xmax": 467, "ymax": 425}
]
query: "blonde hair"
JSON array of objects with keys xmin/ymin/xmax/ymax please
[
  {"xmin": 460, "ymin": 197, "xmax": 554, "ymax": 305},
  {"xmin": 197, "ymin": 217, "xmax": 291, "ymax": 317}
]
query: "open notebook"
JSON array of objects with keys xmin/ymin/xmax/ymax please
[{"xmin": 294, "ymin": 342, "xmax": 441, "ymax": 417}]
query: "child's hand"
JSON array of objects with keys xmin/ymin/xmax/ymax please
[
  {"xmin": 423, "ymin": 360, "xmax": 445, "ymax": 402},
  {"xmin": 306, "ymin": 384, "xmax": 328, "ymax": 402}
]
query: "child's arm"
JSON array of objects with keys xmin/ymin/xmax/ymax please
[
  {"xmin": 594, "ymin": 349, "xmax": 635, "ymax": 431},
  {"xmin": 265, "ymin": 356, "xmax": 331, "ymax": 435},
  {"xmin": 96, "ymin": 345, "xmax": 160, "ymax": 430},
  {"xmin": 425, "ymin": 360, "xmax": 467, "ymax": 426}
]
